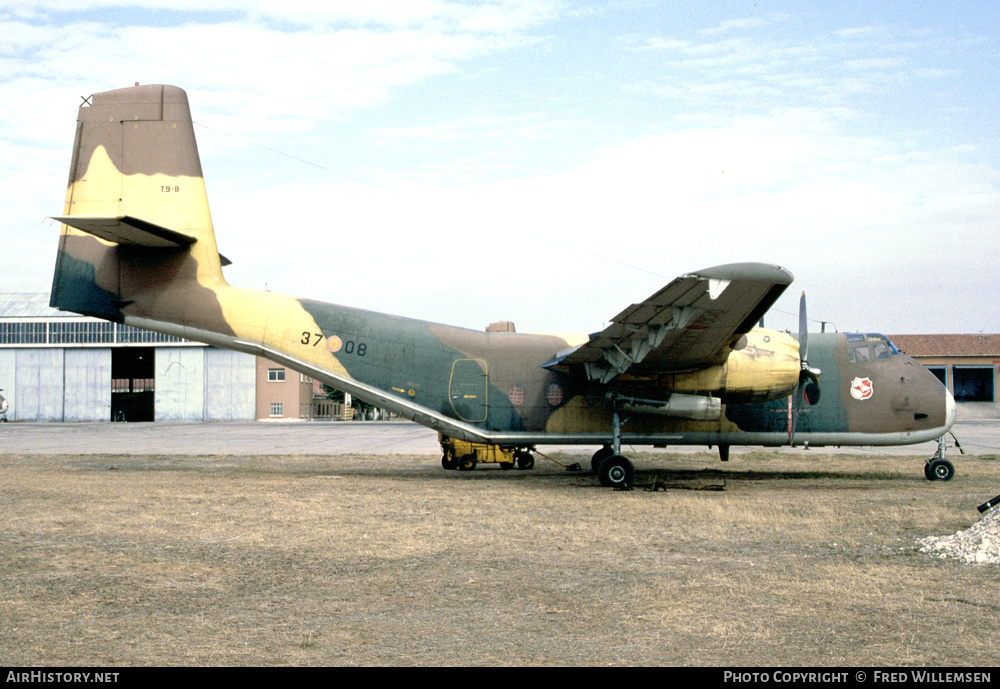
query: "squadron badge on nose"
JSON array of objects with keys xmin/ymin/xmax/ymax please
[{"xmin": 850, "ymin": 377, "xmax": 874, "ymax": 400}]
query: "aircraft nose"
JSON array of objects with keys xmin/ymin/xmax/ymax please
[{"xmin": 944, "ymin": 387, "xmax": 956, "ymax": 431}]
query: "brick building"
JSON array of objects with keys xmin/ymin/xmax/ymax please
[{"xmin": 890, "ymin": 334, "xmax": 1000, "ymax": 402}]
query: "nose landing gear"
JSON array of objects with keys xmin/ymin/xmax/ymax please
[
  {"xmin": 924, "ymin": 432, "xmax": 964, "ymax": 481},
  {"xmin": 924, "ymin": 458, "xmax": 954, "ymax": 482}
]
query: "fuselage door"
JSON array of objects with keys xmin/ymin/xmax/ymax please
[{"xmin": 449, "ymin": 359, "xmax": 488, "ymax": 422}]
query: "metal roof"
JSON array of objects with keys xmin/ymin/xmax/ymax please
[
  {"xmin": 0, "ymin": 293, "xmax": 81, "ymax": 319},
  {"xmin": 890, "ymin": 334, "xmax": 1000, "ymax": 358}
]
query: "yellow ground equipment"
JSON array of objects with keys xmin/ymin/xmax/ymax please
[{"xmin": 439, "ymin": 436, "xmax": 534, "ymax": 471}]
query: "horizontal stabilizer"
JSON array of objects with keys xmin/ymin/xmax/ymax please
[{"xmin": 52, "ymin": 215, "xmax": 197, "ymax": 248}]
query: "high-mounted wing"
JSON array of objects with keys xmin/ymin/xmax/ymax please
[{"xmin": 546, "ymin": 263, "xmax": 793, "ymax": 383}]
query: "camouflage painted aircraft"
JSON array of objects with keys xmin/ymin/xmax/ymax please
[{"xmin": 49, "ymin": 84, "xmax": 958, "ymax": 488}]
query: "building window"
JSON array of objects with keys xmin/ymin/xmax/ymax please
[
  {"xmin": 50, "ymin": 321, "xmax": 114, "ymax": 344},
  {"xmin": 0, "ymin": 322, "xmax": 47, "ymax": 344},
  {"xmin": 111, "ymin": 378, "xmax": 154, "ymax": 393},
  {"xmin": 0, "ymin": 319, "xmax": 191, "ymax": 346},
  {"xmin": 116, "ymin": 324, "xmax": 184, "ymax": 344},
  {"xmin": 268, "ymin": 368, "xmax": 285, "ymax": 382},
  {"xmin": 270, "ymin": 402, "xmax": 283, "ymax": 417}
]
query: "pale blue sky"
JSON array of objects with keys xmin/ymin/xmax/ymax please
[{"xmin": 3, "ymin": 1, "xmax": 998, "ymax": 334}]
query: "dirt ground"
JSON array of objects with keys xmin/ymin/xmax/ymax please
[{"xmin": 2, "ymin": 449, "xmax": 999, "ymax": 666}]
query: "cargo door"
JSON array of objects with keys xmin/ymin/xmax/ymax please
[{"xmin": 449, "ymin": 359, "xmax": 488, "ymax": 422}]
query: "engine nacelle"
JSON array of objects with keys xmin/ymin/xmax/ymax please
[{"xmin": 656, "ymin": 328, "xmax": 800, "ymax": 403}]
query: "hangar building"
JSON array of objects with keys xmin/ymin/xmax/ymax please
[{"xmin": 0, "ymin": 294, "xmax": 255, "ymax": 422}]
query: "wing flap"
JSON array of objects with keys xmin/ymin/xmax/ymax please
[{"xmin": 553, "ymin": 263, "xmax": 792, "ymax": 383}]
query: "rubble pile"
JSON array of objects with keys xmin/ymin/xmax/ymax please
[{"xmin": 917, "ymin": 508, "xmax": 1000, "ymax": 565}]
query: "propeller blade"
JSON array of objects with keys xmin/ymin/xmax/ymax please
[
  {"xmin": 798, "ymin": 290, "xmax": 821, "ymax": 383},
  {"xmin": 790, "ymin": 291, "xmax": 821, "ymax": 446},
  {"xmin": 798, "ymin": 290, "xmax": 809, "ymax": 365}
]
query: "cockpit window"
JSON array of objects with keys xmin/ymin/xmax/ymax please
[
  {"xmin": 847, "ymin": 333, "xmax": 900, "ymax": 364},
  {"xmin": 849, "ymin": 344, "xmax": 870, "ymax": 363}
]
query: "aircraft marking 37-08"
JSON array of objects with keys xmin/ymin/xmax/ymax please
[{"xmin": 48, "ymin": 85, "xmax": 957, "ymax": 488}]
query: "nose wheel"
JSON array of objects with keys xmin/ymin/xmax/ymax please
[
  {"xmin": 924, "ymin": 458, "xmax": 954, "ymax": 481},
  {"xmin": 924, "ymin": 435, "xmax": 958, "ymax": 481}
]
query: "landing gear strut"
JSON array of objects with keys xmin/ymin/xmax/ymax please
[{"xmin": 593, "ymin": 410, "xmax": 635, "ymax": 489}]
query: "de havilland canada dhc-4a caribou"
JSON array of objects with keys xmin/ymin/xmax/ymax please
[{"xmin": 49, "ymin": 84, "xmax": 958, "ymax": 488}]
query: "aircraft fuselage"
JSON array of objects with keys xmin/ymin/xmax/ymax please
[{"xmin": 118, "ymin": 285, "xmax": 953, "ymax": 450}]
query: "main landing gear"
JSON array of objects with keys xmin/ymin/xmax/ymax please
[
  {"xmin": 591, "ymin": 411, "xmax": 636, "ymax": 490},
  {"xmin": 591, "ymin": 446, "xmax": 635, "ymax": 490},
  {"xmin": 924, "ymin": 433, "xmax": 963, "ymax": 481}
]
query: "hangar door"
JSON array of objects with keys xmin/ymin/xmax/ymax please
[
  {"xmin": 926, "ymin": 366, "xmax": 947, "ymax": 388},
  {"xmin": 111, "ymin": 347, "xmax": 155, "ymax": 421},
  {"xmin": 953, "ymin": 366, "xmax": 995, "ymax": 402}
]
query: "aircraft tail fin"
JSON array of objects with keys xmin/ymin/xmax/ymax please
[{"xmin": 50, "ymin": 84, "xmax": 226, "ymax": 321}]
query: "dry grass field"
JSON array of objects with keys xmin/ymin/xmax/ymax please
[{"xmin": 2, "ymin": 449, "xmax": 999, "ymax": 666}]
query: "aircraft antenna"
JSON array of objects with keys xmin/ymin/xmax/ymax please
[{"xmin": 192, "ymin": 121, "xmax": 376, "ymax": 185}]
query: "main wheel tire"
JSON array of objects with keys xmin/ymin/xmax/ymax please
[
  {"xmin": 442, "ymin": 453, "xmax": 458, "ymax": 470},
  {"xmin": 591, "ymin": 446, "xmax": 614, "ymax": 474},
  {"xmin": 516, "ymin": 452, "xmax": 535, "ymax": 470},
  {"xmin": 458, "ymin": 453, "xmax": 477, "ymax": 471},
  {"xmin": 598, "ymin": 455, "xmax": 635, "ymax": 489}
]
